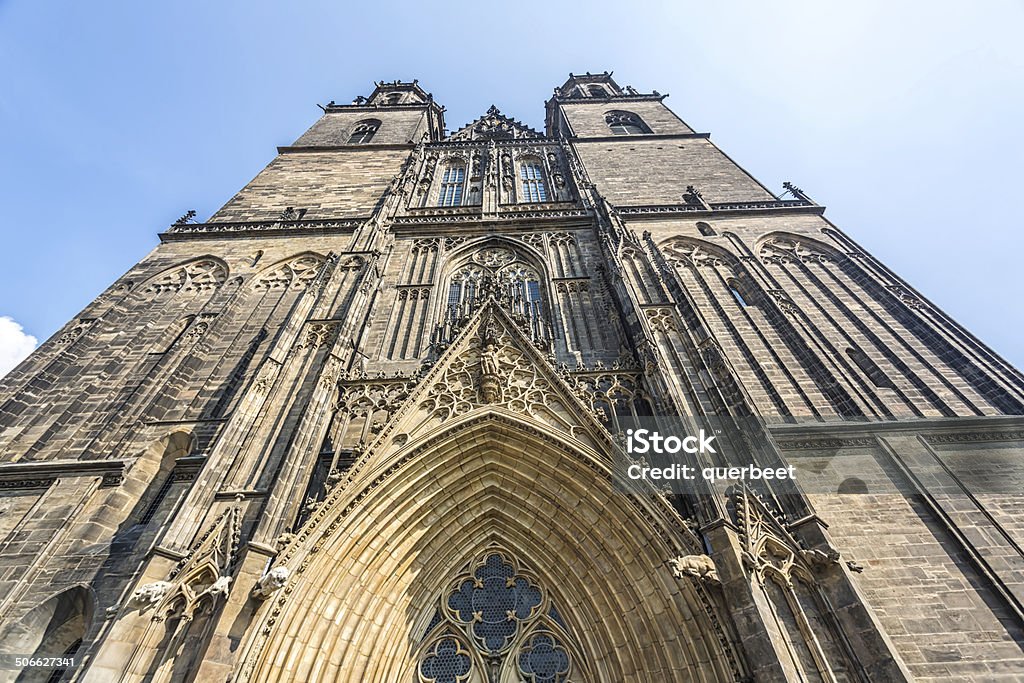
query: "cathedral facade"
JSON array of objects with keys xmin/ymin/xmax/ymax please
[{"xmin": 1, "ymin": 73, "xmax": 1023, "ymax": 682}]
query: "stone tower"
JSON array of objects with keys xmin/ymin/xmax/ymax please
[{"xmin": 1, "ymin": 73, "xmax": 1022, "ymax": 682}]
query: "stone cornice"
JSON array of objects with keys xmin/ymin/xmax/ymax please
[
  {"xmin": 550, "ymin": 94, "xmax": 667, "ymax": 104},
  {"xmin": 392, "ymin": 208, "xmax": 592, "ymax": 231},
  {"xmin": 322, "ymin": 103, "xmax": 435, "ymax": 114},
  {"xmin": 277, "ymin": 143, "xmax": 416, "ymax": 153},
  {"xmin": 431, "ymin": 137, "xmax": 560, "ymax": 148},
  {"xmin": 160, "ymin": 218, "xmax": 364, "ymax": 242},
  {"xmin": 616, "ymin": 199, "xmax": 823, "ymax": 219},
  {"xmin": 769, "ymin": 415, "xmax": 1024, "ymax": 450},
  {"xmin": 158, "ymin": 197, "xmax": 830, "ymax": 241},
  {"xmin": 573, "ymin": 132, "xmax": 710, "ymax": 143},
  {"xmin": 0, "ymin": 458, "xmax": 128, "ymax": 488}
]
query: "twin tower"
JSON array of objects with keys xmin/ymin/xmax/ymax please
[{"xmin": 1, "ymin": 73, "xmax": 1023, "ymax": 682}]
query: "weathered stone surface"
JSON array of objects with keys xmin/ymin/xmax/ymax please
[{"xmin": 0, "ymin": 73, "xmax": 1021, "ymax": 682}]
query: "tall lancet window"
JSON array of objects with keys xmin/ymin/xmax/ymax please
[
  {"xmin": 499, "ymin": 264, "xmax": 544, "ymax": 341},
  {"xmin": 519, "ymin": 160, "xmax": 547, "ymax": 202},
  {"xmin": 446, "ymin": 265, "xmax": 484, "ymax": 320},
  {"xmin": 438, "ymin": 164, "xmax": 466, "ymax": 207}
]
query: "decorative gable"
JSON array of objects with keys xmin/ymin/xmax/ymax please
[
  {"xmin": 347, "ymin": 299, "xmax": 613, "ymax": 475},
  {"xmin": 449, "ymin": 105, "xmax": 543, "ymax": 141}
]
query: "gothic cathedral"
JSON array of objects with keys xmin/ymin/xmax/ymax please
[{"xmin": 1, "ymin": 74, "xmax": 1023, "ymax": 682}]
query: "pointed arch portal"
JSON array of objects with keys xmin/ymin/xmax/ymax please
[
  {"xmin": 239, "ymin": 413, "xmax": 743, "ymax": 682},
  {"xmin": 233, "ymin": 304, "xmax": 744, "ymax": 682}
]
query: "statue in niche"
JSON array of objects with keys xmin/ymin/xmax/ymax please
[
  {"xmin": 480, "ymin": 344, "xmax": 501, "ymax": 377},
  {"xmin": 478, "ymin": 341, "xmax": 503, "ymax": 404}
]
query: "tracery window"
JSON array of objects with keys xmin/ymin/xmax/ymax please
[
  {"xmin": 439, "ymin": 164, "xmax": 466, "ymax": 207},
  {"xmin": 605, "ymin": 111, "xmax": 650, "ymax": 135},
  {"xmin": 499, "ymin": 264, "xmax": 544, "ymax": 341},
  {"xmin": 519, "ymin": 160, "xmax": 548, "ymax": 202},
  {"xmin": 348, "ymin": 119, "xmax": 380, "ymax": 144},
  {"xmin": 446, "ymin": 265, "xmax": 484, "ymax": 319},
  {"xmin": 435, "ymin": 246, "xmax": 551, "ymax": 349},
  {"xmin": 416, "ymin": 551, "xmax": 583, "ymax": 683}
]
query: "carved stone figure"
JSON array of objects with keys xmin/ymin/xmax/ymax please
[
  {"xmin": 669, "ymin": 554, "xmax": 720, "ymax": 585},
  {"xmin": 203, "ymin": 575, "xmax": 232, "ymax": 600},
  {"xmin": 252, "ymin": 567, "xmax": 290, "ymax": 600},
  {"xmin": 480, "ymin": 344, "xmax": 501, "ymax": 377},
  {"xmin": 131, "ymin": 581, "xmax": 174, "ymax": 607}
]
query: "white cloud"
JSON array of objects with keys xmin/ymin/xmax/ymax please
[{"xmin": 0, "ymin": 316, "xmax": 38, "ymax": 379}]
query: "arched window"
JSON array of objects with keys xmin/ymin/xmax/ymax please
[
  {"xmin": 436, "ymin": 246, "xmax": 551, "ymax": 349},
  {"xmin": 438, "ymin": 164, "xmax": 466, "ymax": 207},
  {"xmin": 347, "ymin": 119, "xmax": 380, "ymax": 144},
  {"xmin": 696, "ymin": 221, "xmax": 716, "ymax": 237},
  {"xmin": 519, "ymin": 160, "xmax": 548, "ymax": 202},
  {"xmin": 837, "ymin": 477, "xmax": 869, "ymax": 494},
  {"xmin": 728, "ymin": 279, "xmax": 750, "ymax": 308},
  {"xmin": 587, "ymin": 84, "xmax": 607, "ymax": 98},
  {"xmin": 135, "ymin": 430, "xmax": 194, "ymax": 535},
  {"xmin": 446, "ymin": 265, "xmax": 484, "ymax": 319},
  {"xmin": 3, "ymin": 586, "xmax": 94, "ymax": 681},
  {"xmin": 605, "ymin": 111, "xmax": 650, "ymax": 135}
]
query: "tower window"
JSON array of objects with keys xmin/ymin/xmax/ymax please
[
  {"xmin": 519, "ymin": 161, "xmax": 548, "ymax": 202},
  {"xmin": 385, "ymin": 93, "xmax": 401, "ymax": 105},
  {"xmin": 605, "ymin": 111, "xmax": 650, "ymax": 135},
  {"xmin": 697, "ymin": 221, "xmax": 716, "ymax": 236},
  {"xmin": 588, "ymin": 84, "xmax": 607, "ymax": 98},
  {"xmin": 347, "ymin": 119, "xmax": 380, "ymax": 144},
  {"xmin": 447, "ymin": 281, "xmax": 462, "ymax": 310},
  {"xmin": 438, "ymin": 165, "xmax": 466, "ymax": 207}
]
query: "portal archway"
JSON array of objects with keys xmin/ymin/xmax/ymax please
[{"xmin": 238, "ymin": 411, "xmax": 745, "ymax": 682}]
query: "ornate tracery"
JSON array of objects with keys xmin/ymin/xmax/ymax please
[
  {"xmin": 417, "ymin": 550, "xmax": 584, "ymax": 683},
  {"xmin": 434, "ymin": 244, "xmax": 551, "ymax": 351}
]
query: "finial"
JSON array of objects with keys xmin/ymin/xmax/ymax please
[
  {"xmin": 782, "ymin": 181, "xmax": 812, "ymax": 202},
  {"xmin": 683, "ymin": 186, "xmax": 710, "ymax": 210},
  {"xmin": 173, "ymin": 210, "xmax": 197, "ymax": 226}
]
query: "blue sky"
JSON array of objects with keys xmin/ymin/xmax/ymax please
[{"xmin": 1, "ymin": 0, "xmax": 1022, "ymax": 375}]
